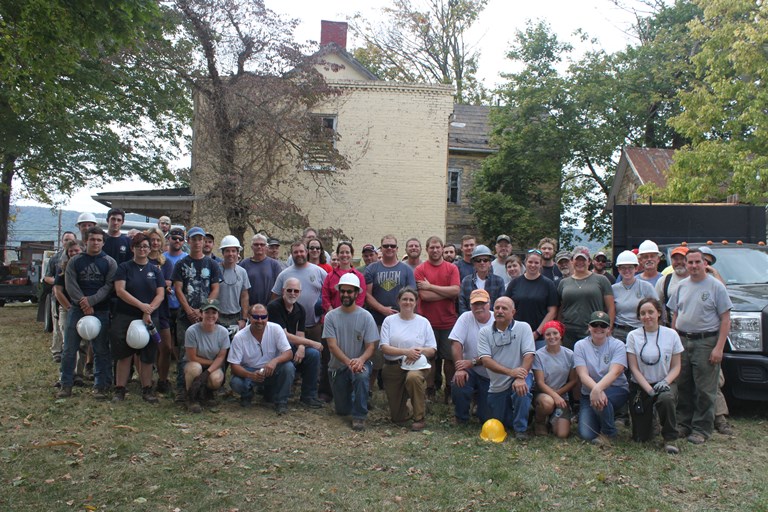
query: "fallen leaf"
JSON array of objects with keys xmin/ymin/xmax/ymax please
[{"xmin": 134, "ymin": 498, "xmax": 147, "ymax": 504}]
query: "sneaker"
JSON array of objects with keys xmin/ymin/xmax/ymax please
[
  {"xmin": 275, "ymin": 403, "xmax": 288, "ymax": 415},
  {"xmin": 142, "ymin": 386, "xmax": 158, "ymax": 404},
  {"xmin": 156, "ymin": 380, "xmax": 170, "ymax": 394},
  {"xmin": 687, "ymin": 433, "xmax": 707, "ymax": 445},
  {"xmin": 92, "ymin": 388, "xmax": 108, "ymax": 400},
  {"xmin": 664, "ymin": 443, "xmax": 680, "ymax": 455},
  {"xmin": 352, "ymin": 418, "xmax": 366, "ymax": 431},
  {"xmin": 591, "ymin": 435, "xmax": 612, "ymax": 448},
  {"xmin": 112, "ymin": 387, "xmax": 126, "ymax": 402},
  {"xmin": 411, "ymin": 421, "xmax": 426, "ymax": 432},
  {"xmin": 54, "ymin": 380, "xmax": 62, "ymax": 389},
  {"xmin": 56, "ymin": 386, "xmax": 72, "ymax": 398},
  {"xmin": 514, "ymin": 431, "xmax": 529, "ymax": 442},
  {"xmin": 188, "ymin": 401, "xmax": 202, "ymax": 413},
  {"xmin": 714, "ymin": 415, "xmax": 734, "ymax": 435},
  {"xmin": 53, "ymin": 355, "xmax": 62, "ymax": 363},
  {"xmin": 300, "ymin": 397, "xmax": 324, "ymax": 408},
  {"xmin": 73, "ymin": 376, "xmax": 85, "ymax": 387}
]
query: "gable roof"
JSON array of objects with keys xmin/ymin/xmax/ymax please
[
  {"xmin": 448, "ymin": 104, "xmax": 495, "ymax": 154},
  {"xmin": 608, "ymin": 147, "xmax": 675, "ymax": 206},
  {"xmin": 314, "ymin": 42, "xmax": 379, "ymax": 81}
]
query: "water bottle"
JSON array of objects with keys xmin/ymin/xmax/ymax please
[
  {"xmin": 553, "ymin": 408, "xmax": 563, "ymax": 419},
  {"xmin": 147, "ymin": 322, "xmax": 161, "ymax": 344}
]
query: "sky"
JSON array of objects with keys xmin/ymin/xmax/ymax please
[{"xmin": 17, "ymin": 0, "xmax": 645, "ymax": 216}]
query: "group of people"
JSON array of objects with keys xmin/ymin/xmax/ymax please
[{"xmin": 44, "ymin": 215, "xmax": 734, "ymax": 450}]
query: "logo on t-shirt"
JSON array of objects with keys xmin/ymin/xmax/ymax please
[{"xmin": 701, "ymin": 292, "xmax": 710, "ymax": 302}]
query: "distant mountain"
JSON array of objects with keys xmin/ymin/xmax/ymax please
[{"xmin": 8, "ymin": 206, "xmax": 156, "ymax": 244}]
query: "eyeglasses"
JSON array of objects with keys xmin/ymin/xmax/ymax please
[
  {"xmin": 253, "ymin": 243, "xmax": 266, "ymax": 247},
  {"xmin": 285, "ymin": 288, "xmax": 300, "ymax": 294},
  {"xmin": 135, "ymin": 245, "xmax": 150, "ymax": 250},
  {"xmin": 381, "ymin": 244, "xmax": 397, "ymax": 249},
  {"xmin": 251, "ymin": 314, "xmax": 268, "ymax": 320},
  {"xmin": 527, "ymin": 249, "xmax": 542, "ymax": 255},
  {"xmin": 170, "ymin": 236, "xmax": 184, "ymax": 242},
  {"xmin": 474, "ymin": 258, "xmax": 491, "ymax": 263},
  {"xmin": 589, "ymin": 323, "xmax": 609, "ymax": 329},
  {"xmin": 339, "ymin": 289, "xmax": 357, "ymax": 295}
]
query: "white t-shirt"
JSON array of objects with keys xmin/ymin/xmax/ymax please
[
  {"xmin": 228, "ymin": 322, "xmax": 291, "ymax": 368},
  {"xmin": 448, "ymin": 311, "xmax": 494, "ymax": 378},
  {"xmin": 379, "ymin": 314, "xmax": 437, "ymax": 362},
  {"xmin": 626, "ymin": 326, "xmax": 684, "ymax": 384}
]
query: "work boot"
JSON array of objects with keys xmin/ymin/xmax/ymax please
[
  {"xmin": 142, "ymin": 386, "xmax": 158, "ymax": 404},
  {"xmin": 57, "ymin": 386, "xmax": 72, "ymax": 398},
  {"xmin": 112, "ymin": 386, "xmax": 126, "ymax": 402}
]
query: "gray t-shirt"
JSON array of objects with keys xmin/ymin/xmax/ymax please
[
  {"xmin": 612, "ymin": 279, "xmax": 658, "ymax": 328},
  {"xmin": 533, "ymin": 346, "xmax": 574, "ymax": 394},
  {"xmin": 184, "ymin": 323, "xmax": 231, "ymax": 361},
  {"xmin": 272, "ymin": 264, "xmax": 327, "ymax": 328},
  {"xmin": 323, "ymin": 307, "xmax": 379, "ymax": 370},
  {"xmin": 492, "ymin": 259, "xmax": 511, "ymax": 286},
  {"xmin": 626, "ymin": 326, "xmax": 684, "ymax": 384},
  {"xmin": 448, "ymin": 310, "xmax": 493, "ymax": 379},
  {"xmin": 667, "ymin": 275, "xmax": 732, "ymax": 332},
  {"xmin": 477, "ymin": 321, "xmax": 536, "ymax": 393},
  {"xmin": 573, "ymin": 335, "xmax": 628, "ymax": 395},
  {"xmin": 364, "ymin": 261, "xmax": 416, "ymax": 325},
  {"xmin": 217, "ymin": 264, "xmax": 250, "ymax": 315}
]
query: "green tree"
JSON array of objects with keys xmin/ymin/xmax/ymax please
[
  {"xmin": 658, "ymin": 0, "xmax": 768, "ymax": 203},
  {"xmin": 351, "ymin": 0, "xmax": 488, "ymax": 104},
  {"xmin": 0, "ymin": 0, "xmax": 189, "ymax": 256}
]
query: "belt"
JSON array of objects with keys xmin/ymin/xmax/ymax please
[
  {"xmin": 677, "ymin": 330, "xmax": 719, "ymax": 339},
  {"xmin": 384, "ymin": 359, "xmax": 401, "ymax": 365},
  {"xmin": 614, "ymin": 323, "xmax": 632, "ymax": 331}
]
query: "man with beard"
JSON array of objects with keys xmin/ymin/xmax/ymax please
[
  {"xmin": 405, "ymin": 238, "xmax": 423, "ymax": 270},
  {"xmin": 203, "ymin": 233, "xmax": 222, "ymax": 263},
  {"xmin": 555, "ymin": 251, "xmax": 573, "ymax": 279},
  {"xmin": 592, "ymin": 251, "xmax": 610, "ymax": 277},
  {"xmin": 228, "ymin": 303, "xmax": 295, "ymax": 413},
  {"xmin": 538, "ymin": 237, "xmax": 562, "ymax": 283},
  {"xmin": 267, "ymin": 278, "xmax": 324, "ymax": 408},
  {"xmin": 323, "ymin": 273, "xmax": 379, "ymax": 430},
  {"xmin": 492, "ymin": 235, "xmax": 513, "ymax": 286},
  {"xmin": 442, "ymin": 243, "xmax": 457, "ymax": 263},
  {"xmin": 477, "ymin": 296, "xmax": 536, "ymax": 441}
]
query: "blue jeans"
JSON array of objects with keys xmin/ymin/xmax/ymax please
[
  {"xmin": 175, "ymin": 315, "xmax": 192, "ymax": 391},
  {"xmin": 578, "ymin": 386, "xmax": 630, "ymax": 440},
  {"xmin": 230, "ymin": 363, "xmax": 296, "ymax": 405},
  {"xmin": 294, "ymin": 346, "xmax": 321, "ymax": 400},
  {"xmin": 329, "ymin": 362, "xmax": 371, "ymax": 420},
  {"xmin": 452, "ymin": 370, "xmax": 491, "ymax": 423},
  {"xmin": 487, "ymin": 373, "xmax": 533, "ymax": 433},
  {"xmin": 60, "ymin": 308, "xmax": 111, "ymax": 389}
]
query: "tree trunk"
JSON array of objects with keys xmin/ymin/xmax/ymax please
[{"xmin": 0, "ymin": 154, "xmax": 17, "ymax": 263}]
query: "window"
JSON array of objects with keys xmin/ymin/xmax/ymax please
[
  {"xmin": 447, "ymin": 168, "xmax": 461, "ymax": 204},
  {"xmin": 304, "ymin": 115, "xmax": 337, "ymax": 171}
]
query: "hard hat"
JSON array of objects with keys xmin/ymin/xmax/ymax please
[
  {"xmin": 480, "ymin": 418, "xmax": 507, "ymax": 443},
  {"xmin": 615, "ymin": 250, "xmax": 639, "ymax": 266},
  {"xmin": 76, "ymin": 315, "xmax": 101, "ymax": 341},
  {"xmin": 126, "ymin": 319, "xmax": 150, "ymax": 349},
  {"xmin": 471, "ymin": 244, "xmax": 493, "ymax": 260},
  {"xmin": 219, "ymin": 235, "xmax": 242, "ymax": 251},
  {"xmin": 76, "ymin": 212, "xmax": 97, "ymax": 225},
  {"xmin": 335, "ymin": 272, "xmax": 361, "ymax": 290},
  {"xmin": 400, "ymin": 354, "xmax": 431, "ymax": 371},
  {"xmin": 637, "ymin": 240, "xmax": 660, "ymax": 255},
  {"xmin": 699, "ymin": 245, "xmax": 717, "ymax": 264}
]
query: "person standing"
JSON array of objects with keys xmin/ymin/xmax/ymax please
[
  {"xmin": 45, "ymin": 231, "xmax": 77, "ymax": 362},
  {"xmin": 58, "ymin": 227, "xmax": 117, "ymax": 399},
  {"xmin": 612, "ymin": 250, "xmax": 658, "ymax": 342},
  {"xmin": 668, "ymin": 248, "xmax": 732, "ymax": 445},
  {"xmin": 323, "ymin": 274, "xmax": 379, "ymax": 431},
  {"xmin": 404, "ymin": 238, "xmax": 423, "ymax": 270},
  {"xmin": 103, "ymin": 208, "xmax": 133, "ymax": 266},
  {"xmin": 538, "ymin": 237, "xmax": 562, "ymax": 283},
  {"xmin": 415, "ymin": 236, "xmax": 461, "ymax": 402},
  {"xmin": 442, "ymin": 243, "xmax": 457, "ymax": 263},
  {"xmin": 505, "ymin": 249, "xmax": 558, "ymax": 349},
  {"xmin": 491, "ymin": 235, "xmax": 513, "ymax": 285},
  {"xmin": 455, "ymin": 235, "xmax": 476, "ymax": 282},
  {"xmin": 458, "ymin": 244, "xmax": 505, "ymax": 315},
  {"xmin": 217, "ymin": 235, "xmax": 250, "ymax": 330},
  {"xmin": 241, "ymin": 234, "xmax": 284, "ymax": 307}
]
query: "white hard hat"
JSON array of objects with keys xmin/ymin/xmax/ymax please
[
  {"xmin": 400, "ymin": 354, "xmax": 431, "ymax": 371},
  {"xmin": 615, "ymin": 250, "xmax": 639, "ymax": 266},
  {"xmin": 76, "ymin": 315, "xmax": 101, "ymax": 341},
  {"xmin": 126, "ymin": 319, "xmax": 150, "ymax": 349},
  {"xmin": 219, "ymin": 235, "xmax": 242, "ymax": 251},
  {"xmin": 637, "ymin": 240, "xmax": 660, "ymax": 255},
  {"xmin": 76, "ymin": 212, "xmax": 97, "ymax": 225},
  {"xmin": 335, "ymin": 272, "xmax": 361, "ymax": 290}
]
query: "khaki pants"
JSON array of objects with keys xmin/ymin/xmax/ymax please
[{"xmin": 382, "ymin": 363, "xmax": 429, "ymax": 423}]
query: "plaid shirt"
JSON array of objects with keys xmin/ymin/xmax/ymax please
[{"xmin": 459, "ymin": 272, "xmax": 506, "ymax": 314}]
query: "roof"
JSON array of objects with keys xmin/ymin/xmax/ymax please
[
  {"xmin": 608, "ymin": 147, "xmax": 675, "ymax": 207},
  {"xmin": 314, "ymin": 42, "xmax": 380, "ymax": 81},
  {"xmin": 448, "ymin": 104, "xmax": 494, "ymax": 153},
  {"xmin": 92, "ymin": 187, "xmax": 198, "ymax": 220}
]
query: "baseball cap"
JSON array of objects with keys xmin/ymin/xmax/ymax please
[
  {"xmin": 588, "ymin": 311, "xmax": 610, "ymax": 326},
  {"xmin": 204, "ymin": 232, "xmax": 215, "ymax": 240},
  {"xmin": 555, "ymin": 251, "xmax": 571, "ymax": 262},
  {"xmin": 469, "ymin": 289, "xmax": 490, "ymax": 304},
  {"xmin": 670, "ymin": 246, "xmax": 689, "ymax": 257},
  {"xmin": 200, "ymin": 299, "xmax": 221, "ymax": 312},
  {"xmin": 187, "ymin": 227, "xmax": 205, "ymax": 238},
  {"xmin": 571, "ymin": 246, "xmax": 591, "ymax": 260},
  {"xmin": 496, "ymin": 234, "xmax": 511, "ymax": 244},
  {"xmin": 361, "ymin": 244, "xmax": 375, "ymax": 253},
  {"xmin": 267, "ymin": 238, "xmax": 280, "ymax": 246},
  {"xmin": 169, "ymin": 227, "xmax": 185, "ymax": 238}
]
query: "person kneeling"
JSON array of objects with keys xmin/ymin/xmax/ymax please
[
  {"xmin": 532, "ymin": 321, "xmax": 578, "ymax": 438},
  {"xmin": 184, "ymin": 300, "xmax": 230, "ymax": 413},
  {"xmin": 229, "ymin": 304, "xmax": 295, "ymax": 414}
]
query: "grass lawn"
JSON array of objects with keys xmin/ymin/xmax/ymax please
[{"xmin": 1, "ymin": 304, "xmax": 767, "ymax": 511}]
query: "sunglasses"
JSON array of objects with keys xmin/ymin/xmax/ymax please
[
  {"xmin": 309, "ymin": 246, "xmax": 322, "ymax": 250},
  {"xmin": 474, "ymin": 258, "xmax": 491, "ymax": 263},
  {"xmin": 589, "ymin": 323, "xmax": 609, "ymax": 329},
  {"xmin": 285, "ymin": 288, "xmax": 300, "ymax": 294},
  {"xmin": 339, "ymin": 289, "xmax": 357, "ymax": 295},
  {"xmin": 527, "ymin": 249, "xmax": 542, "ymax": 255},
  {"xmin": 382, "ymin": 244, "xmax": 397, "ymax": 249},
  {"xmin": 251, "ymin": 314, "xmax": 268, "ymax": 320},
  {"xmin": 170, "ymin": 236, "xmax": 184, "ymax": 242}
]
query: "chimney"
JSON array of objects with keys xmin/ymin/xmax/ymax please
[{"xmin": 320, "ymin": 20, "xmax": 348, "ymax": 50}]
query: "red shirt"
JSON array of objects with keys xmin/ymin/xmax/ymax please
[
  {"xmin": 322, "ymin": 267, "xmax": 367, "ymax": 311},
  {"xmin": 414, "ymin": 260, "xmax": 460, "ymax": 329}
]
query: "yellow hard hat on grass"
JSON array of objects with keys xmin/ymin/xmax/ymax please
[{"xmin": 480, "ymin": 418, "xmax": 507, "ymax": 443}]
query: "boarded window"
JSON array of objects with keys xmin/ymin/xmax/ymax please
[
  {"xmin": 447, "ymin": 168, "xmax": 461, "ymax": 204},
  {"xmin": 304, "ymin": 115, "xmax": 337, "ymax": 171}
]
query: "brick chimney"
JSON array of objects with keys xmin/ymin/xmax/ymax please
[{"xmin": 320, "ymin": 20, "xmax": 348, "ymax": 50}]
